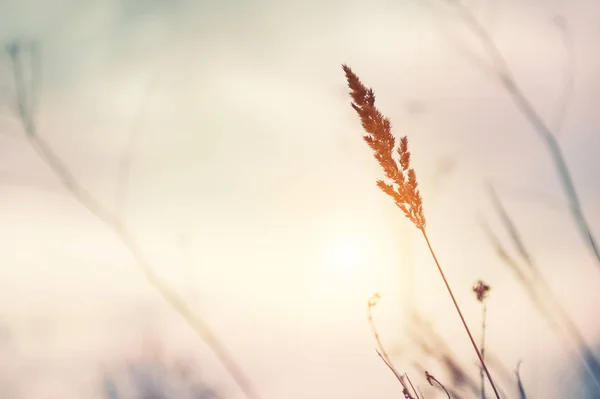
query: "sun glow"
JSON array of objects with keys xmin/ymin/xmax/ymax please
[
  {"xmin": 316, "ymin": 221, "xmax": 393, "ymax": 300},
  {"xmin": 326, "ymin": 234, "xmax": 369, "ymax": 277}
]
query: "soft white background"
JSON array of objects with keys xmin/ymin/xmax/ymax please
[{"xmin": 0, "ymin": 0, "xmax": 599, "ymax": 398}]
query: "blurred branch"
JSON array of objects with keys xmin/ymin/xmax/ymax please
[
  {"xmin": 406, "ymin": 311, "xmax": 489, "ymax": 397},
  {"xmin": 419, "ymin": 0, "xmax": 600, "ymax": 271},
  {"xmin": 551, "ymin": 15, "xmax": 576, "ymax": 137},
  {"xmin": 515, "ymin": 361, "xmax": 528, "ymax": 399},
  {"xmin": 408, "ymin": 0, "xmax": 495, "ymax": 78},
  {"xmin": 484, "ymin": 185, "xmax": 600, "ymax": 392},
  {"xmin": 490, "ymin": 181, "xmax": 566, "ymax": 212},
  {"xmin": 103, "ymin": 352, "xmax": 221, "ymax": 399},
  {"xmin": 485, "ymin": 353, "xmax": 517, "ymax": 396},
  {"xmin": 478, "ymin": 215, "xmax": 562, "ymax": 333},
  {"xmin": 115, "ymin": 70, "xmax": 160, "ymax": 218},
  {"xmin": 5, "ymin": 39, "xmax": 262, "ymax": 399},
  {"xmin": 487, "ymin": 184, "xmax": 533, "ymax": 270}
]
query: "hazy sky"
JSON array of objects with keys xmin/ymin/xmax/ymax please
[{"xmin": 1, "ymin": 0, "xmax": 600, "ymax": 398}]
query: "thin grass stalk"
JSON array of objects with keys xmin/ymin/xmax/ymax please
[
  {"xmin": 425, "ymin": 371, "xmax": 452, "ymax": 399},
  {"xmin": 485, "ymin": 354, "xmax": 515, "ymax": 392},
  {"xmin": 343, "ymin": 64, "xmax": 501, "ymax": 398},
  {"xmin": 369, "ymin": 295, "xmax": 417, "ymax": 398},
  {"xmin": 405, "ymin": 374, "xmax": 422, "ymax": 399},
  {"xmin": 409, "ymin": 308, "xmax": 513, "ymax": 398},
  {"xmin": 377, "ymin": 351, "xmax": 416, "ymax": 399},
  {"xmin": 444, "ymin": 1, "xmax": 600, "ymax": 271},
  {"xmin": 482, "ymin": 218, "xmax": 600, "ymax": 394},
  {"xmin": 408, "ymin": 313, "xmax": 480, "ymax": 396},
  {"xmin": 368, "ymin": 293, "xmax": 393, "ymax": 364},
  {"xmin": 487, "ymin": 186, "xmax": 600, "ymax": 392},
  {"xmin": 420, "ymin": 229, "xmax": 501, "ymax": 399},
  {"xmin": 472, "ymin": 280, "xmax": 490, "ymax": 399},
  {"xmin": 7, "ymin": 40, "xmax": 261, "ymax": 399},
  {"xmin": 550, "ymin": 15, "xmax": 575, "ymax": 137},
  {"xmin": 480, "ymin": 302, "xmax": 487, "ymax": 399}
]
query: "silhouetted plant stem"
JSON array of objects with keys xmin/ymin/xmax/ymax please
[
  {"xmin": 368, "ymin": 294, "xmax": 392, "ymax": 363},
  {"xmin": 344, "ymin": 64, "xmax": 500, "ymax": 399},
  {"xmin": 479, "ymin": 302, "xmax": 487, "ymax": 399},
  {"xmin": 472, "ymin": 280, "xmax": 490, "ymax": 399},
  {"xmin": 369, "ymin": 295, "xmax": 418, "ymax": 398},
  {"xmin": 407, "ymin": 311, "xmax": 480, "ymax": 396},
  {"xmin": 425, "ymin": 371, "xmax": 452, "ymax": 399},
  {"xmin": 515, "ymin": 361, "xmax": 528, "ymax": 399},
  {"xmin": 376, "ymin": 350, "xmax": 417, "ymax": 399},
  {"xmin": 405, "ymin": 374, "xmax": 422, "ymax": 399},
  {"xmin": 420, "ymin": 229, "xmax": 501, "ymax": 399},
  {"xmin": 447, "ymin": 2, "xmax": 600, "ymax": 271},
  {"xmin": 487, "ymin": 186, "xmax": 600, "ymax": 392}
]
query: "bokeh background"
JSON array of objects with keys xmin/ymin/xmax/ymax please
[{"xmin": 1, "ymin": 0, "xmax": 599, "ymax": 398}]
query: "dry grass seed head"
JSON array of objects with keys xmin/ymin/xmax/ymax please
[
  {"xmin": 473, "ymin": 280, "xmax": 491, "ymax": 302},
  {"xmin": 342, "ymin": 64, "xmax": 425, "ymax": 229}
]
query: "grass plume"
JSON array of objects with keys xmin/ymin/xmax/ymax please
[{"xmin": 342, "ymin": 64, "xmax": 501, "ymax": 399}]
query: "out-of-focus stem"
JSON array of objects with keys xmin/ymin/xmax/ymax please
[{"xmin": 420, "ymin": 228, "xmax": 501, "ymax": 399}]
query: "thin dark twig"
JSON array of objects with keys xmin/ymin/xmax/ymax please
[
  {"xmin": 376, "ymin": 350, "xmax": 415, "ymax": 399},
  {"xmin": 425, "ymin": 371, "xmax": 452, "ymax": 399},
  {"xmin": 414, "ymin": 361, "xmax": 466, "ymax": 399},
  {"xmin": 405, "ymin": 373, "xmax": 422, "ymax": 399}
]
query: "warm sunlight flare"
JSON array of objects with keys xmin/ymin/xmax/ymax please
[{"xmin": 327, "ymin": 235, "xmax": 367, "ymax": 276}]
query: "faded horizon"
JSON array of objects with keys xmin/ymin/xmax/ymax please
[{"xmin": 1, "ymin": 0, "xmax": 600, "ymax": 398}]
